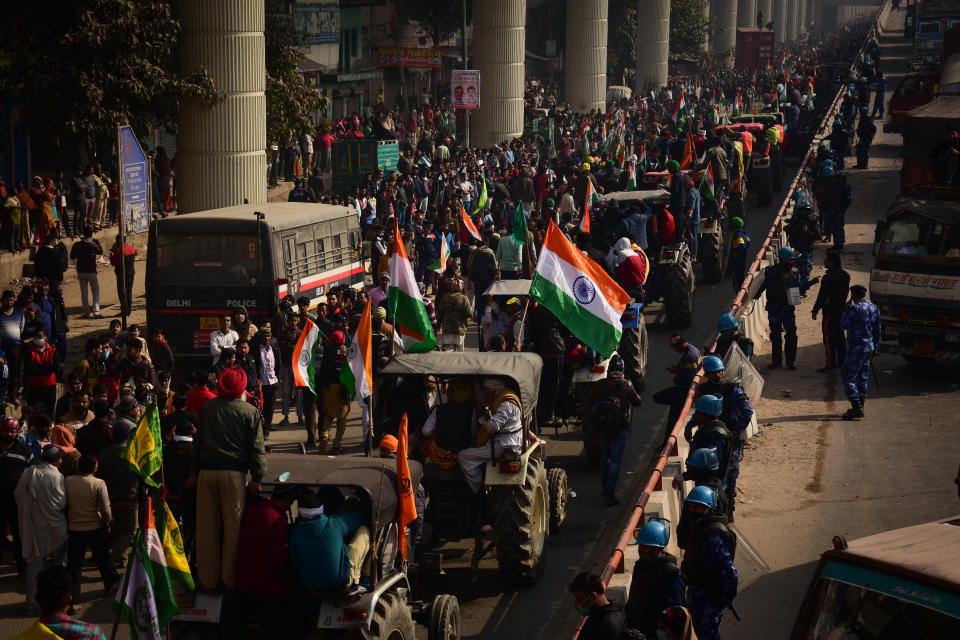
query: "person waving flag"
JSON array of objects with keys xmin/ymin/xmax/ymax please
[{"xmin": 389, "ymin": 219, "xmax": 437, "ymax": 353}]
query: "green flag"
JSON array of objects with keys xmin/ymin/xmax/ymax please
[
  {"xmin": 121, "ymin": 404, "xmax": 163, "ymax": 488},
  {"xmin": 477, "ymin": 170, "xmax": 488, "ymax": 211},
  {"xmin": 512, "ymin": 202, "xmax": 527, "ymax": 246}
]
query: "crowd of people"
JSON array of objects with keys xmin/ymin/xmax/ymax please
[{"xmin": 0, "ymin": 12, "xmax": 885, "ymax": 640}]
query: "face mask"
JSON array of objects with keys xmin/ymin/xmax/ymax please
[
  {"xmin": 33, "ymin": 338, "xmax": 45, "ymax": 347},
  {"xmin": 100, "ymin": 351, "xmax": 109, "ymax": 360}
]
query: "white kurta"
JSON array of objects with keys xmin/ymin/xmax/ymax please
[{"xmin": 14, "ymin": 462, "xmax": 68, "ymax": 561}]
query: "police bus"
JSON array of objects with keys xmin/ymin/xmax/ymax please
[{"xmin": 146, "ymin": 202, "xmax": 363, "ymax": 370}]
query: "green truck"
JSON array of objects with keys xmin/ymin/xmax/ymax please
[{"xmin": 332, "ymin": 139, "xmax": 399, "ymax": 192}]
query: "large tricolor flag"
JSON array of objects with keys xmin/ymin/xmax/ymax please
[
  {"xmin": 700, "ymin": 162, "xmax": 716, "ymax": 201},
  {"xmin": 340, "ymin": 299, "xmax": 373, "ymax": 401},
  {"xmin": 114, "ymin": 498, "xmax": 177, "ymax": 640},
  {"xmin": 671, "ymin": 91, "xmax": 686, "ymax": 125},
  {"xmin": 428, "ymin": 233, "xmax": 450, "ymax": 273},
  {"xmin": 579, "ymin": 180, "xmax": 594, "ymax": 233},
  {"xmin": 389, "ymin": 220, "xmax": 437, "ymax": 353},
  {"xmin": 458, "ymin": 207, "xmax": 482, "ymax": 244},
  {"xmin": 292, "ymin": 317, "xmax": 322, "ymax": 393},
  {"xmin": 530, "ymin": 222, "xmax": 630, "ymax": 357}
]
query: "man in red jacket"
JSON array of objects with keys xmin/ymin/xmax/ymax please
[
  {"xmin": 109, "ymin": 235, "xmax": 136, "ymax": 316},
  {"xmin": 231, "ymin": 483, "xmax": 299, "ymax": 637},
  {"xmin": 25, "ymin": 327, "xmax": 57, "ymax": 416}
]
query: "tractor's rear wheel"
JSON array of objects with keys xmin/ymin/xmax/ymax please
[{"xmin": 493, "ymin": 458, "xmax": 549, "ymax": 585}]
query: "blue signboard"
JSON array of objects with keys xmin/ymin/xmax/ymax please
[{"xmin": 119, "ymin": 126, "xmax": 149, "ymax": 234}]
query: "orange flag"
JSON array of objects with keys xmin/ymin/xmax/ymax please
[
  {"xmin": 680, "ymin": 128, "xmax": 694, "ymax": 170},
  {"xmin": 396, "ymin": 413, "xmax": 417, "ymax": 561}
]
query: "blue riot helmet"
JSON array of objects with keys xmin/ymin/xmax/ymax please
[
  {"xmin": 717, "ymin": 312, "xmax": 738, "ymax": 333},
  {"xmin": 821, "ymin": 166, "xmax": 835, "ymax": 177},
  {"xmin": 702, "ymin": 355, "xmax": 725, "ymax": 373},
  {"xmin": 687, "ymin": 447, "xmax": 721, "ymax": 471},
  {"xmin": 635, "ymin": 521, "xmax": 670, "ymax": 548},
  {"xmin": 694, "ymin": 393, "xmax": 724, "ymax": 416},
  {"xmin": 860, "ymin": 106, "xmax": 868, "ymax": 114},
  {"xmin": 847, "ymin": 83, "xmax": 856, "ymax": 92},
  {"xmin": 778, "ymin": 246, "xmax": 797, "ymax": 260},
  {"xmin": 685, "ymin": 485, "xmax": 718, "ymax": 509}
]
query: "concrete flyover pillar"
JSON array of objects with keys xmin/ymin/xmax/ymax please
[
  {"xmin": 175, "ymin": 0, "xmax": 266, "ymax": 213},
  {"xmin": 635, "ymin": 0, "xmax": 670, "ymax": 90},
  {"xmin": 711, "ymin": 0, "xmax": 738, "ymax": 67},
  {"xmin": 757, "ymin": 0, "xmax": 772, "ymax": 28},
  {"xmin": 471, "ymin": 0, "xmax": 525, "ymax": 149},
  {"xmin": 786, "ymin": 0, "xmax": 797, "ymax": 42},
  {"xmin": 775, "ymin": 0, "xmax": 787, "ymax": 44},
  {"xmin": 701, "ymin": 0, "xmax": 710, "ymax": 50},
  {"xmin": 737, "ymin": 0, "xmax": 758, "ymax": 29},
  {"xmin": 565, "ymin": 0, "xmax": 608, "ymax": 113},
  {"xmin": 798, "ymin": 0, "xmax": 807, "ymax": 36}
]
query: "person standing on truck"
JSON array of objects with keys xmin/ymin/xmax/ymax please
[
  {"xmin": 811, "ymin": 251, "xmax": 850, "ymax": 372},
  {"xmin": 755, "ymin": 247, "xmax": 800, "ymax": 370},
  {"xmin": 839, "ymin": 285, "xmax": 881, "ymax": 421},
  {"xmin": 855, "ymin": 106, "xmax": 877, "ymax": 170},
  {"xmin": 589, "ymin": 355, "xmax": 643, "ymax": 507},
  {"xmin": 679, "ymin": 486, "xmax": 738, "ymax": 640}
]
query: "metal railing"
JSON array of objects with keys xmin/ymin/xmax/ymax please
[{"xmin": 571, "ymin": 2, "xmax": 891, "ymax": 636}]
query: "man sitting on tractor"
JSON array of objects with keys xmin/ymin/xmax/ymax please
[
  {"xmin": 288, "ymin": 489, "xmax": 372, "ymax": 596},
  {"xmin": 457, "ymin": 378, "xmax": 524, "ymax": 492}
]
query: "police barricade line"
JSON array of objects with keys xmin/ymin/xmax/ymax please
[{"xmin": 571, "ymin": 7, "xmax": 890, "ymax": 637}]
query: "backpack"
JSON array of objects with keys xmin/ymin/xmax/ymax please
[{"xmin": 594, "ymin": 389, "xmax": 626, "ymax": 437}]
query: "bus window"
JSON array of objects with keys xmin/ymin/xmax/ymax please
[
  {"xmin": 315, "ymin": 238, "xmax": 326, "ymax": 270},
  {"xmin": 157, "ymin": 233, "xmax": 261, "ymax": 286}
]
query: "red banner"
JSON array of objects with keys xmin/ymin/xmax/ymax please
[{"xmin": 376, "ymin": 47, "xmax": 442, "ymax": 69}]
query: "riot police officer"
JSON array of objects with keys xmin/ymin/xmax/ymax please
[
  {"xmin": 678, "ymin": 486, "xmax": 738, "ymax": 640},
  {"xmin": 755, "ymin": 247, "xmax": 800, "ymax": 370},
  {"xmin": 624, "ymin": 521, "xmax": 685, "ymax": 638},
  {"xmin": 839, "ymin": 284, "xmax": 881, "ymax": 420},
  {"xmin": 683, "ymin": 393, "xmax": 733, "ymax": 485},
  {"xmin": 711, "ymin": 312, "xmax": 754, "ymax": 362},
  {"xmin": 695, "ymin": 355, "xmax": 754, "ymax": 518},
  {"xmin": 672, "ymin": 447, "xmax": 731, "ymax": 516}
]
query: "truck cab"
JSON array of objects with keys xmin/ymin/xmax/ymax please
[
  {"xmin": 790, "ymin": 516, "xmax": 960, "ymax": 638},
  {"xmin": 871, "ymin": 195, "xmax": 960, "ymax": 360}
]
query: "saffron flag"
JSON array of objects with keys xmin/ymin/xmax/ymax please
[
  {"xmin": 396, "ymin": 413, "xmax": 418, "ymax": 561},
  {"xmin": 121, "ymin": 404, "xmax": 162, "ymax": 488},
  {"xmin": 340, "ymin": 299, "xmax": 373, "ymax": 401},
  {"xmin": 680, "ymin": 128, "xmax": 694, "ymax": 170},
  {"xmin": 389, "ymin": 219, "xmax": 437, "ymax": 353},
  {"xmin": 114, "ymin": 498, "xmax": 177, "ymax": 640},
  {"xmin": 458, "ymin": 207, "xmax": 482, "ymax": 244},
  {"xmin": 671, "ymin": 91, "xmax": 686, "ymax": 124},
  {"xmin": 530, "ymin": 222, "xmax": 630, "ymax": 357},
  {"xmin": 291, "ymin": 317, "xmax": 321, "ymax": 393},
  {"xmin": 580, "ymin": 180, "xmax": 594, "ymax": 233},
  {"xmin": 156, "ymin": 500, "xmax": 194, "ymax": 590},
  {"xmin": 700, "ymin": 162, "xmax": 716, "ymax": 201}
]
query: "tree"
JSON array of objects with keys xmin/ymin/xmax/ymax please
[
  {"xmin": 265, "ymin": 0, "xmax": 321, "ymax": 146},
  {"xmin": 669, "ymin": 0, "xmax": 715, "ymax": 60},
  {"xmin": 0, "ymin": 0, "xmax": 220, "ymax": 155}
]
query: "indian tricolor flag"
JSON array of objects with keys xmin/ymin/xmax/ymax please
[
  {"xmin": 458, "ymin": 207, "xmax": 482, "ymax": 244},
  {"xmin": 579, "ymin": 180, "xmax": 595, "ymax": 233},
  {"xmin": 292, "ymin": 317, "xmax": 322, "ymax": 394},
  {"xmin": 340, "ymin": 299, "xmax": 373, "ymax": 400},
  {"xmin": 389, "ymin": 220, "xmax": 437, "ymax": 353},
  {"xmin": 700, "ymin": 162, "xmax": 716, "ymax": 201},
  {"xmin": 429, "ymin": 233, "xmax": 450, "ymax": 273},
  {"xmin": 671, "ymin": 91, "xmax": 685, "ymax": 124},
  {"xmin": 578, "ymin": 121, "xmax": 591, "ymax": 139},
  {"xmin": 638, "ymin": 142, "xmax": 647, "ymax": 172},
  {"xmin": 627, "ymin": 161, "xmax": 637, "ymax": 190},
  {"xmin": 530, "ymin": 222, "xmax": 629, "ymax": 357}
]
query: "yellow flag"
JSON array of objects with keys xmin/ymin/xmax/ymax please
[{"xmin": 157, "ymin": 499, "xmax": 195, "ymax": 590}]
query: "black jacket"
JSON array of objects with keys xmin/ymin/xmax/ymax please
[
  {"xmin": 812, "ymin": 267, "xmax": 851, "ymax": 316},
  {"xmin": 580, "ymin": 602, "xmax": 624, "ymax": 640}
]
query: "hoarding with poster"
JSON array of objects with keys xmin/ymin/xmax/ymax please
[
  {"xmin": 376, "ymin": 47, "xmax": 442, "ymax": 69},
  {"xmin": 451, "ymin": 70, "xmax": 480, "ymax": 109}
]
